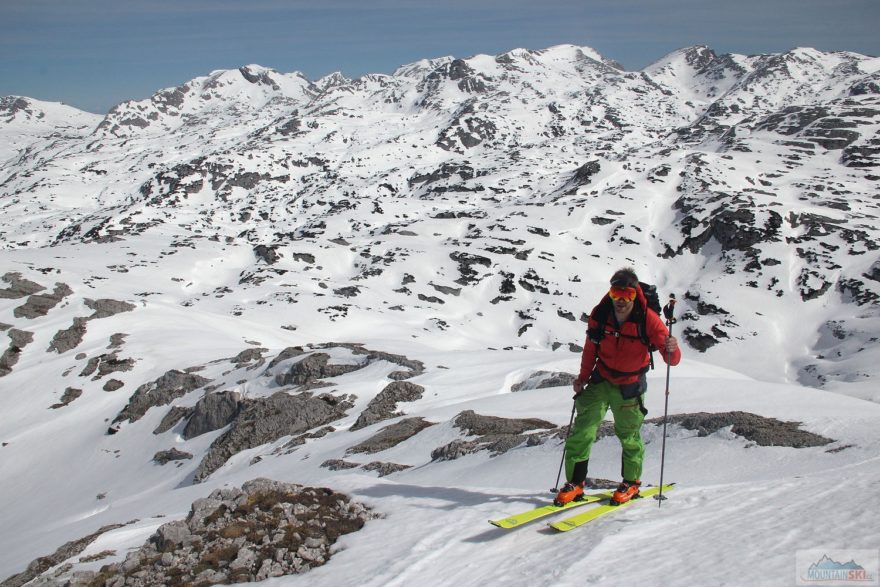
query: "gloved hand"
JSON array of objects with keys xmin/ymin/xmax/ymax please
[{"xmin": 572, "ymin": 379, "xmax": 585, "ymax": 398}]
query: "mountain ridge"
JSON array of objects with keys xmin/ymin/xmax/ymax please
[{"xmin": 1, "ymin": 43, "xmax": 878, "ymax": 391}]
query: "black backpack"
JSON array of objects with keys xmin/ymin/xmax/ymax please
[{"xmin": 587, "ymin": 281, "xmax": 662, "ymax": 375}]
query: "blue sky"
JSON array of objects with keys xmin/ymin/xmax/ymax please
[{"xmin": 2, "ymin": 0, "xmax": 878, "ymax": 114}]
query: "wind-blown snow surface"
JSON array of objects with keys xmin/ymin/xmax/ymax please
[{"xmin": 1, "ymin": 43, "xmax": 879, "ymax": 585}]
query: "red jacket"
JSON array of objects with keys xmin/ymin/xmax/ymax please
[{"xmin": 575, "ymin": 286, "xmax": 681, "ymax": 387}]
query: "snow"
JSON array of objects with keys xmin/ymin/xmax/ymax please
[{"xmin": 1, "ymin": 300, "xmax": 877, "ymax": 586}]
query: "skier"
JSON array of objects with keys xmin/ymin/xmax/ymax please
[{"xmin": 556, "ymin": 268, "xmax": 681, "ymax": 506}]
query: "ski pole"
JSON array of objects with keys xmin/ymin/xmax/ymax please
[
  {"xmin": 656, "ymin": 295, "xmax": 676, "ymax": 506},
  {"xmin": 551, "ymin": 396, "xmax": 578, "ymax": 493}
]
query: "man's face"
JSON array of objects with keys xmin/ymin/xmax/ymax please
[{"xmin": 609, "ymin": 286, "xmax": 637, "ymax": 315}]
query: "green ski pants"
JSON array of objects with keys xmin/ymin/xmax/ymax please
[{"xmin": 565, "ymin": 379, "xmax": 646, "ymax": 482}]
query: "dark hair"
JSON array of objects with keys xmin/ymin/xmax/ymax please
[{"xmin": 610, "ymin": 267, "xmax": 639, "ymax": 288}]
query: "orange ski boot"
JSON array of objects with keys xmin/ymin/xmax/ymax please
[
  {"xmin": 554, "ymin": 482, "xmax": 584, "ymax": 506},
  {"xmin": 611, "ymin": 479, "xmax": 641, "ymax": 505}
]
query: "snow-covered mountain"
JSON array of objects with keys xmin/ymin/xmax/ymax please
[{"xmin": 1, "ymin": 44, "xmax": 879, "ymax": 586}]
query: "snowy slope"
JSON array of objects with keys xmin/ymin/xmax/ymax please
[{"xmin": 1, "ymin": 43, "xmax": 879, "ymax": 586}]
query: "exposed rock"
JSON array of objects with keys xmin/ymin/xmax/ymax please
[
  {"xmin": 153, "ymin": 448, "xmax": 194, "ymax": 465},
  {"xmin": 13, "ymin": 283, "xmax": 73, "ymax": 319},
  {"xmin": 452, "ymin": 410, "xmax": 555, "ymax": 436},
  {"xmin": 79, "ymin": 353, "xmax": 135, "ymax": 380},
  {"xmin": 336, "ymin": 343, "xmax": 426, "ymax": 378},
  {"xmin": 265, "ymin": 346, "xmax": 307, "ymax": 370},
  {"xmin": 565, "ymin": 160, "xmax": 601, "ymax": 192},
  {"xmin": 320, "ymin": 459, "xmax": 360, "ymax": 471},
  {"xmin": 654, "ymin": 411, "xmax": 833, "ymax": 447},
  {"xmin": 153, "ymin": 406, "xmax": 194, "ymax": 434},
  {"xmin": 16, "ymin": 479, "xmax": 377, "ymax": 586},
  {"xmin": 417, "ymin": 293, "xmax": 444, "ymax": 304},
  {"xmin": 351, "ymin": 381, "xmax": 426, "ymax": 430},
  {"xmin": 683, "ymin": 327, "xmax": 720, "ymax": 352},
  {"xmin": 450, "ymin": 251, "xmax": 492, "ymax": 286},
  {"xmin": 431, "ymin": 410, "xmax": 557, "ymax": 461},
  {"xmin": 430, "ymin": 282, "xmax": 462, "ymax": 296},
  {"xmin": 0, "ymin": 523, "xmax": 126, "ymax": 587},
  {"xmin": 112, "ymin": 369, "xmax": 213, "ymax": 427},
  {"xmin": 510, "ymin": 371, "xmax": 576, "ymax": 391},
  {"xmin": 274, "ymin": 352, "xmax": 363, "ymax": 387},
  {"xmin": 102, "ymin": 379, "xmax": 124, "ymax": 392},
  {"xmin": 254, "ymin": 244, "xmax": 280, "ymax": 265},
  {"xmin": 0, "ymin": 328, "xmax": 34, "ymax": 377},
  {"xmin": 408, "ymin": 162, "xmax": 480, "ymax": 186},
  {"xmin": 84, "ymin": 298, "xmax": 136, "ymax": 319},
  {"xmin": 107, "ymin": 333, "xmax": 128, "ymax": 349},
  {"xmin": 49, "ymin": 387, "xmax": 83, "ymax": 409},
  {"xmin": 275, "ymin": 426, "xmax": 336, "ymax": 454},
  {"xmin": 45, "ymin": 299, "xmax": 136, "ymax": 355},
  {"xmin": 333, "ymin": 286, "xmax": 360, "ymax": 298},
  {"xmin": 0, "ymin": 272, "xmax": 45, "ymax": 299},
  {"xmin": 361, "ymin": 461, "xmax": 412, "ymax": 477},
  {"xmin": 347, "ymin": 417, "xmax": 435, "ymax": 455},
  {"xmin": 270, "ymin": 344, "xmax": 425, "ymax": 388},
  {"xmin": 182, "ymin": 390, "xmax": 242, "ymax": 440},
  {"xmin": 193, "ymin": 392, "xmax": 354, "ymax": 483},
  {"xmin": 47, "ymin": 318, "xmax": 88, "ymax": 354},
  {"xmin": 230, "ymin": 347, "xmax": 268, "ymax": 370}
]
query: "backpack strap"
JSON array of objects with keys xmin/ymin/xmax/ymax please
[{"xmin": 586, "ymin": 297, "xmax": 613, "ymax": 345}]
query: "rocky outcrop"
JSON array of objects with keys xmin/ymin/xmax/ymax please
[
  {"xmin": 0, "ymin": 328, "xmax": 34, "ymax": 377},
  {"xmin": 47, "ymin": 318, "xmax": 88, "ymax": 354},
  {"xmin": 253, "ymin": 244, "xmax": 280, "ymax": 265},
  {"xmin": 360, "ymin": 461, "xmax": 412, "ymax": 477},
  {"xmin": 0, "ymin": 272, "xmax": 45, "ymax": 299},
  {"xmin": 153, "ymin": 448, "xmax": 193, "ymax": 465},
  {"xmin": 49, "ymin": 387, "xmax": 83, "ymax": 409},
  {"xmin": 682, "ymin": 326, "xmax": 720, "ymax": 352},
  {"xmin": 271, "ymin": 344, "xmax": 426, "ymax": 387},
  {"xmin": 47, "ymin": 299, "xmax": 136, "ymax": 354},
  {"xmin": 450, "ymin": 251, "xmax": 492, "ymax": 286},
  {"xmin": 111, "ymin": 369, "xmax": 213, "ymax": 428},
  {"xmin": 182, "ymin": 390, "xmax": 242, "ymax": 440},
  {"xmin": 15, "ymin": 479, "xmax": 377, "ymax": 586},
  {"xmin": 656, "ymin": 411, "xmax": 833, "ymax": 447},
  {"xmin": 350, "ymin": 381, "xmax": 425, "ymax": 430},
  {"xmin": 193, "ymin": 392, "xmax": 354, "ymax": 483},
  {"xmin": 563, "ymin": 160, "xmax": 601, "ymax": 193},
  {"xmin": 452, "ymin": 410, "xmax": 556, "ymax": 437},
  {"xmin": 229, "ymin": 347, "xmax": 268, "ymax": 370},
  {"xmin": 347, "ymin": 417, "xmax": 435, "ymax": 454},
  {"xmin": 320, "ymin": 458, "xmax": 413, "ymax": 477},
  {"xmin": 13, "ymin": 283, "xmax": 73, "ymax": 319},
  {"xmin": 153, "ymin": 406, "xmax": 194, "ymax": 434},
  {"xmin": 84, "ymin": 298, "xmax": 136, "ymax": 319},
  {"xmin": 273, "ymin": 353, "xmax": 362, "ymax": 387},
  {"xmin": 426, "ymin": 409, "xmax": 834, "ymax": 463},
  {"xmin": 0, "ymin": 523, "xmax": 127, "ymax": 587},
  {"xmin": 431, "ymin": 410, "xmax": 557, "ymax": 461},
  {"xmin": 79, "ymin": 353, "xmax": 135, "ymax": 380},
  {"xmin": 510, "ymin": 371, "xmax": 576, "ymax": 392}
]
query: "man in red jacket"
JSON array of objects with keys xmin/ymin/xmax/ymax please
[{"xmin": 555, "ymin": 268, "xmax": 681, "ymax": 506}]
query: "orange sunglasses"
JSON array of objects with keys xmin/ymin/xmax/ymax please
[{"xmin": 608, "ymin": 286, "xmax": 637, "ymax": 302}]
